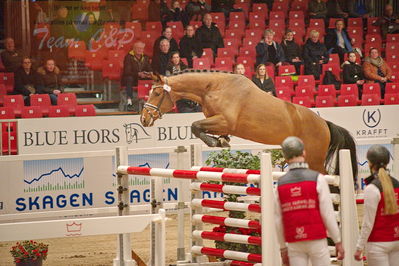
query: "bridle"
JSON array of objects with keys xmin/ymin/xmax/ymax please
[{"xmin": 142, "ymin": 81, "xmax": 171, "ymax": 124}]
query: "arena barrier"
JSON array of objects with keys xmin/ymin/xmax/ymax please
[{"xmin": 116, "ymin": 148, "xmax": 363, "ymax": 266}]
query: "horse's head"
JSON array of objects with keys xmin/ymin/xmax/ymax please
[{"xmin": 140, "ymin": 73, "xmax": 174, "ymax": 127}]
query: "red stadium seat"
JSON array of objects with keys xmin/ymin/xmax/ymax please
[
  {"xmin": 68, "ymin": 41, "xmax": 87, "ymax": 61},
  {"xmin": 244, "ymin": 29, "xmax": 263, "ymax": 41},
  {"xmin": 229, "ymin": 12, "xmax": 245, "ymax": 23},
  {"xmin": 309, "ymin": 19, "xmax": 325, "ymax": 29},
  {"xmin": 131, "ymin": 3, "xmax": 149, "ymax": 21},
  {"xmin": 295, "ymin": 86, "xmax": 316, "ymax": 106},
  {"xmin": 363, "ymin": 83, "xmax": 381, "ymax": 97},
  {"xmin": 239, "ymin": 46, "xmax": 256, "ymax": 58},
  {"xmin": 248, "ymin": 17, "xmax": 266, "ymax": 29},
  {"xmin": 340, "ymin": 84, "xmax": 359, "ymax": 99},
  {"xmin": 276, "ymin": 86, "xmax": 295, "ymax": 99},
  {"xmin": 252, "ymin": 3, "xmax": 268, "ymax": 13},
  {"xmin": 322, "ymin": 64, "xmax": 341, "ymax": 81},
  {"xmin": 391, "ymin": 72, "xmax": 399, "ymax": 82},
  {"xmin": 3, "ymin": 95, "xmax": 24, "ymax": 117},
  {"xmin": 249, "ymin": 11, "xmax": 267, "ymax": 24},
  {"xmin": 75, "ymin": 105, "xmax": 96, "ymax": 116},
  {"xmin": 242, "ymin": 37, "xmax": 259, "ymax": 48},
  {"xmin": 202, "ymin": 48, "xmax": 214, "ymax": 64},
  {"xmin": 361, "ymin": 94, "xmax": 381, "ymax": 106},
  {"xmin": 293, "ymin": 96, "xmax": 313, "ymax": 107},
  {"xmin": 21, "ymin": 106, "xmax": 43, "ymax": 118},
  {"xmin": 318, "ymin": 84, "xmax": 338, "ymax": 98},
  {"xmin": 387, "ymin": 60, "xmax": 399, "ymax": 72},
  {"xmin": 316, "ymin": 95, "xmax": 335, "ymax": 107},
  {"xmin": 297, "ymin": 75, "xmax": 316, "ymax": 88},
  {"xmin": 1, "ymin": 73, "xmax": 14, "ymax": 93},
  {"xmin": 214, "ymin": 57, "xmax": 234, "ymax": 71},
  {"xmin": 85, "ymin": 51, "xmax": 105, "ymax": 71},
  {"xmin": 223, "ymin": 39, "xmax": 241, "ymax": 51},
  {"xmin": 145, "ymin": 21, "xmax": 162, "ymax": 32},
  {"xmin": 102, "ymin": 61, "xmax": 122, "ymax": 81},
  {"xmin": 278, "ymin": 65, "xmax": 296, "ymax": 76},
  {"xmin": 348, "ymin": 18, "xmax": 363, "ymax": 28},
  {"xmin": 386, "ymin": 34, "xmax": 399, "ymax": 43},
  {"xmin": 57, "ymin": 93, "xmax": 77, "ymax": 115},
  {"xmin": 48, "ymin": 105, "xmax": 70, "ymax": 117},
  {"xmin": 233, "ymin": 3, "xmax": 250, "ymax": 18},
  {"xmin": 0, "ymin": 106, "xmax": 15, "ymax": 119},
  {"xmin": 328, "ymin": 18, "xmax": 342, "ymax": 28},
  {"xmin": 269, "ymin": 11, "xmax": 285, "ymax": 20},
  {"xmin": 384, "ymin": 93, "xmax": 399, "ymax": 105},
  {"xmin": 386, "ymin": 83, "xmax": 399, "ymax": 94},
  {"xmin": 210, "ymin": 12, "xmax": 225, "ymax": 29},
  {"xmin": 290, "ymin": 0, "xmax": 308, "ymax": 11},
  {"xmin": 30, "ymin": 94, "xmax": 51, "ymax": 116},
  {"xmin": 217, "ymin": 47, "xmax": 238, "ymax": 59},
  {"xmin": 193, "ymin": 57, "xmax": 211, "ymax": 69},
  {"xmin": 125, "ymin": 22, "xmax": 142, "ymax": 40},
  {"xmin": 289, "ymin": 11, "xmax": 305, "ymax": 20},
  {"xmin": 236, "ymin": 56, "xmax": 254, "ymax": 67},
  {"xmin": 138, "ymin": 80, "xmax": 153, "ymax": 100},
  {"xmin": 167, "ymin": 22, "xmax": 184, "ymax": 40},
  {"xmin": 225, "ymin": 29, "xmax": 244, "ymax": 39},
  {"xmin": 275, "ymin": 76, "xmax": 294, "ymax": 90},
  {"xmin": 328, "ymin": 54, "xmax": 340, "ymax": 65},
  {"xmin": 337, "ymin": 94, "xmax": 359, "ymax": 107}
]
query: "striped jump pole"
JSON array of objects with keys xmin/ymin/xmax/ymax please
[
  {"xmin": 191, "ymin": 199, "xmax": 261, "ymax": 213},
  {"xmin": 190, "ymin": 183, "xmax": 261, "ymax": 196},
  {"xmin": 192, "ymin": 214, "xmax": 261, "ymax": 230},
  {"xmin": 230, "ymin": 261, "xmax": 262, "ymax": 266},
  {"xmin": 192, "ymin": 230, "xmax": 261, "ymax": 245},
  {"xmin": 117, "ymin": 166, "xmax": 261, "ymax": 184},
  {"xmin": 191, "ymin": 246, "xmax": 262, "ymax": 263}
]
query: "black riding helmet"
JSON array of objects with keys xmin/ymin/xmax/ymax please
[{"xmin": 367, "ymin": 145, "xmax": 390, "ymax": 167}]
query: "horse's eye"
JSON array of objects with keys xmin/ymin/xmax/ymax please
[{"xmin": 154, "ymin": 91, "xmax": 160, "ymax": 96}]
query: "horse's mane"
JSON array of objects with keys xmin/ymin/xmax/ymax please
[{"xmin": 171, "ymin": 69, "xmax": 233, "ymax": 76}]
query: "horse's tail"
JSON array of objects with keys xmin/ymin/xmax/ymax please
[{"xmin": 325, "ymin": 121, "xmax": 358, "ymax": 180}]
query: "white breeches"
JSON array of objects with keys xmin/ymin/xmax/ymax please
[
  {"xmin": 366, "ymin": 241, "xmax": 399, "ymax": 266},
  {"xmin": 287, "ymin": 238, "xmax": 331, "ymax": 266}
]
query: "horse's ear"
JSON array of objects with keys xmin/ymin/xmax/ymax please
[{"xmin": 150, "ymin": 72, "xmax": 164, "ymax": 83}]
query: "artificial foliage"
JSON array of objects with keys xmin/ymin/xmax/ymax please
[
  {"xmin": 10, "ymin": 240, "xmax": 49, "ymax": 263},
  {"xmin": 205, "ymin": 149, "xmax": 285, "ymax": 256}
]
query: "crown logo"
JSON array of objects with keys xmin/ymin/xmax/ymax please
[
  {"xmin": 290, "ymin": 186, "xmax": 302, "ymax": 197},
  {"xmin": 295, "ymin": 226, "xmax": 307, "ymax": 239},
  {"xmin": 66, "ymin": 222, "xmax": 82, "ymax": 232}
]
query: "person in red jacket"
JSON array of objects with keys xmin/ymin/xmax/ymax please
[
  {"xmin": 354, "ymin": 145, "xmax": 399, "ymax": 265},
  {"xmin": 275, "ymin": 136, "xmax": 345, "ymax": 266}
]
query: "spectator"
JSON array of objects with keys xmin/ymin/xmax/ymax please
[
  {"xmin": 211, "ymin": 0, "xmax": 235, "ymax": 17},
  {"xmin": 78, "ymin": 12, "xmax": 101, "ymax": 47},
  {"xmin": 363, "ymin": 48, "xmax": 392, "ymax": 98},
  {"xmin": 152, "ymin": 39, "xmax": 172, "ymax": 75},
  {"xmin": 342, "ymin": 52, "xmax": 365, "ymax": 96},
  {"xmin": 148, "ymin": 0, "xmax": 161, "ymax": 22},
  {"xmin": 373, "ymin": 4, "xmax": 399, "ymax": 39},
  {"xmin": 326, "ymin": 0, "xmax": 348, "ymax": 19},
  {"xmin": 195, "ymin": 13, "xmax": 224, "ymax": 55},
  {"xmin": 0, "ymin": 37, "xmax": 24, "ymax": 72},
  {"xmin": 233, "ymin": 63, "xmax": 246, "ymax": 75},
  {"xmin": 153, "ymin": 27, "xmax": 179, "ymax": 59},
  {"xmin": 343, "ymin": 0, "xmax": 372, "ymax": 18},
  {"xmin": 354, "ymin": 145, "xmax": 399, "ymax": 266},
  {"xmin": 325, "ymin": 20, "xmax": 353, "ymax": 64},
  {"xmin": 252, "ymin": 64, "xmax": 276, "ymax": 96},
  {"xmin": 281, "ymin": 30, "xmax": 303, "ymax": 75},
  {"xmin": 122, "ymin": 41, "xmax": 152, "ymax": 112},
  {"xmin": 36, "ymin": 58, "xmax": 63, "ymax": 105},
  {"xmin": 308, "ymin": 0, "xmax": 327, "ymax": 19},
  {"xmin": 275, "ymin": 137, "xmax": 344, "ymax": 266},
  {"xmin": 185, "ymin": 0, "xmax": 210, "ymax": 21},
  {"xmin": 163, "ymin": 0, "xmax": 189, "ymax": 27},
  {"xmin": 303, "ymin": 30, "xmax": 329, "ymax": 80},
  {"xmin": 166, "ymin": 52, "xmax": 201, "ymax": 113},
  {"xmin": 13, "ymin": 57, "xmax": 38, "ymax": 105},
  {"xmin": 255, "ymin": 29, "xmax": 285, "ymax": 67},
  {"xmin": 179, "ymin": 25, "xmax": 203, "ymax": 68}
]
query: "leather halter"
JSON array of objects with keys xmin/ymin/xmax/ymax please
[{"xmin": 142, "ymin": 84, "xmax": 169, "ymax": 120}]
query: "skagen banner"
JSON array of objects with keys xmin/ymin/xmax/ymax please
[{"xmin": 17, "ymin": 105, "xmax": 399, "ymax": 154}]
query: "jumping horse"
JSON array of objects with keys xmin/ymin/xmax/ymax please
[{"xmin": 140, "ymin": 70, "xmax": 358, "ymax": 178}]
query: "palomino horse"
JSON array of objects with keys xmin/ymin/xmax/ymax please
[{"xmin": 140, "ymin": 70, "xmax": 357, "ymax": 178}]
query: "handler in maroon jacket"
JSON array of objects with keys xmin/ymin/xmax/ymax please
[{"xmin": 275, "ymin": 136, "xmax": 345, "ymax": 266}]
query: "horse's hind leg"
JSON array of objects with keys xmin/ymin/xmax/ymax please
[{"xmin": 191, "ymin": 115, "xmax": 230, "ymax": 148}]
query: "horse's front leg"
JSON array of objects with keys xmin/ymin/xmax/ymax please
[{"xmin": 191, "ymin": 115, "xmax": 231, "ymax": 148}]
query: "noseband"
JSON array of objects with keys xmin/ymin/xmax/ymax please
[{"xmin": 142, "ymin": 84, "xmax": 170, "ymax": 120}]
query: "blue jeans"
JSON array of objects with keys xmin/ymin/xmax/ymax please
[{"xmin": 49, "ymin": 94, "xmax": 58, "ymax": 105}]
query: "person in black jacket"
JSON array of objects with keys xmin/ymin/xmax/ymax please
[
  {"xmin": 152, "ymin": 39, "xmax": 172, "ymax": 75},
  {"xmin": 252, "ymin": 64, "xmax": 276, "ymax": 96},
  {"xmin": 256, "ymin": 29, "xmax": 286, "ymax": 67},
  {"xmin": 326, "ymin": 0, "xmax": 348, "ymax": 18},
  {"xmin": 1, "ymin": 38, "xmax": 25, "ymax": 73},
  {"xmin": 122, "ymin": 41, "xmax": 152, "ymax": 112},
  {"xmin": 342, "ymin": 51, "xmax": 365, "ymax": 96},
  {"xmin": 303, "ymin": 30, "xmax": 329, "ymax": 80},
  {"xmin": 179, "ymin": 25, "xmax": 203, "ymax": 68},
  {"xmin": 153, "ymin": 27, "xmax": 179, "ymax": 59},
  {"xmin": 195, "ymin": 13, "xmax": 224, "ymax": 55},
  {"xmin": 325, "ymin": 20, "xmax": 353, "ymax": 64},
  {"xmin": 281, "ymin": 30, "xmax": 303, "ymax": 75},
  {"xmin": 13, "ymin": 57, "xmax": 38, "ymax": 105},
  {"xmin": 36, "ymin": 58, "xmax": 63, "ymax": 105},
  {"xmin": 185, "ymin": 0, "xmax": 210, "ymax": 21}
]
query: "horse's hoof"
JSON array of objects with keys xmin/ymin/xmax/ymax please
[
  {"xmin": 218, "ymin": 137, "xmax": 231, "ymax": 148},
  {"xmin": 205, "ymin": 137, "xmax": 219, "ymax": 147}
]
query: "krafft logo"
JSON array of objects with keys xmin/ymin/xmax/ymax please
[
  {"xmin": 362, "ymin": 108, "xmax": 381, "ymax": 128},
  {"xmin": 356, "ymin": 108, "xmax": 387, "ymax": 138},
  {"xmin": 123, "ymin": 123, "xmax": 151, "ymax": 144}
]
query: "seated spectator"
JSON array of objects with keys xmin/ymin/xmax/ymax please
[
  {"xmin": 363, "ymin": 48, "xmax": 392, "ymax": 98},
  {"xmin": 308, "ymin": 0, "xmax": 327, "ymax": 19},
  {"xmin": 179, "ymin": 25, "xmax": 203, "ymax": 68},
  {"xmin": 342, "ymin": 52, "xmax": 365, "ymax": 96},
  {"xmin": 325, "ymin": 20, "xmax": 353, "ymax": 64},
  {"xmin": 185, "ymin": 0, "xmax": 210, "ymax": 21},
  {"xmin": 255, "ymin": 29, "xmax": 285, "ymax": 67},
  {"xmin": 211, "ymin": 0, "xmax": 235, "ymax": 18},
  {"xmin": 152, "ymin": 39, "xmax": 172, "ymax": 75},
  {"xmin": 1, "ymin": 37, "xmax": 24, "ymax": 72},
  {"xmin": 36, "ymin": 58, "xmax": 63, "ymax": 105},
  {"xmin": 303, "ymin": 30, "xmax": 329, "ymax": 80},
  {"xmin": 166, "ymin": 51, "xmax": 188, "ymax": 75},
  {"xmin": 78, "ymin": 12, "xmax": 101, "ymax": 47},
  {"xmin": 373, "ymin": 4, "xmax": 399, "ymax": 39},
  {"xmin": 281, "ymin": 30, "xmax": 303, "ymax": 75},
  {"xmin": 326, "ymin": 0, "xmax": 348, "ymax": 18},
  {"xmin": 343, "ymin": 0, "xmax": 372, "ymax": 18},
  {"xmin": 149, "ymin": 0, "xmax": 161, "ymax": 22},
  {"xmin": 122, "ymin": 41, "xmax": 152, "ymax": 112},
  {"xmin": 195, "ymin": 13, "xmax": 224, "ymax": 55},
  {"xmin": 153, "ymin": 27, "xmax": 179, "ymax": 59},
  {"xmin": 13, "ymin": 57, "xmax": 38, "ymax": 105},
  {"xmin": 162, "ymin": 0, "xmax": 189, "ymax": 27},
  {"xmin": 233, "ymin": 63, "xmax": 246, "ymax": 76},
  {"xmin": 252, "ymin": 64, "xmax": 276, "ymax": 96}
]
